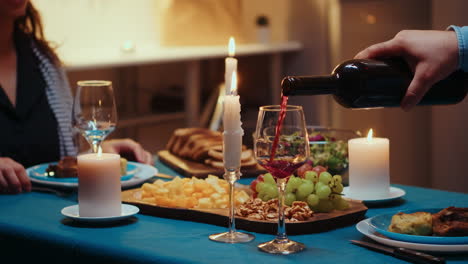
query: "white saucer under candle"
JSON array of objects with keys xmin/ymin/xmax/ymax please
[{"xmin": 347, "ymin": 129, "xmax": 390, "ymax": 200}]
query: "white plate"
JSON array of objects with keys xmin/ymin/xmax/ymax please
[
  {"xmin": 343, "ymin": 186, "xmax": 405, "ymax": 203},
  {"xmin": 356, "ymin": 219, "xmax": 468, "ymax": 252},
  {"xmin": 27, "ymin": 162, "xmax": 158, "ymax": 188},
  {"xmin": 61, "ymin": 204, "xmax": 139, "ymax": 222}
]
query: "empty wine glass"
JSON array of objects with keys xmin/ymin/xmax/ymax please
[
  {"xmin": 253, "ymin": 105, "xmax": 310, "ymax": 254},
  {"xmin": 73, "ymin": 80, "xmax": 117, "ymax": 153}
]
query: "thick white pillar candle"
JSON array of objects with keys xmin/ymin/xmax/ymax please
[
  {"xmin": 78, "ymin": 153, "xmax": 122, "ymax": 217},
  {"xmin": 348, "ymin": 130, "xmax": 390, "ymax": 199}
]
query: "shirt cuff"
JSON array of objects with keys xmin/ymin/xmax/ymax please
[{"xmin": 448, "ymin": 25, "xmax": 468, "ymax": 72}]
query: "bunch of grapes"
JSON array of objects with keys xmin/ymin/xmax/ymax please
[{"xmin": 250, "ymin": 166, "xmax": 349, "ymax": 213}]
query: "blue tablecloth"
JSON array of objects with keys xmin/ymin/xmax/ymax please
[{"xmin": 1, "ymin": 160, "xmax": 467, "ymax": 264}]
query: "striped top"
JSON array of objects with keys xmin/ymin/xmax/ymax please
[{"xmin": 31, "ymin": 42, "xmax": 78, "ymax": 157}]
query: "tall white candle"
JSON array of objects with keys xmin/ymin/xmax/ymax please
[
  {"xmin": 348, "ymin": 129, "xmax": 390, "ymax": 199},
  {"xmin": 223, "ymin": 72, "xmax": 243, "ymax": 170},
  {"xmin": 225, "ymin": 37, "xmax": 237, "ymax": 95},
  {"xmin": 77, "ymin": 152, "xmax": 122, "ymax": 217}
]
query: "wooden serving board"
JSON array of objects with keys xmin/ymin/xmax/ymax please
[
  {"xmin": 158, "ymin": 150, "xmax": 266, "ymax": 178},
  {"xmin": 122, "ymin": 188, "xmax": 368, "ymax": 235}
]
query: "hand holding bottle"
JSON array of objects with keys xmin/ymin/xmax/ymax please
[{"xmin": 355, "ymin": 30, "xmax": 459, "ymax": 111}]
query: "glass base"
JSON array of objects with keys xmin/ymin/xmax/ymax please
[
  {"xmin": 209, "ymin": 231, "xmax": 255, "ymax": 244},
  {"xmin": 258, "ymin": 238, "xmax": 305, "ymax": 254}
]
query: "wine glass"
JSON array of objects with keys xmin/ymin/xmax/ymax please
[
  {"xmin": 253, "ymin": 105, "xmax": 310, "ymax": 254},
  {"xmin": 73, "ymin": 80, "xmax": 117, "ymax": 153}
]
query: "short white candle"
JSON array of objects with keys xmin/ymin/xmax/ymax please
[
  {"xmin": 77, "ymin": 152, "xmax": 122, "ymax": 217},
  {"xmin": 348, "ymin": 129, "xmax": 390, "ymax": 199},
  {"xmin": 223, "ymin": 72, "xmax": 243, "ymax": 170},
  {"xmin": 225, "ymin": 37, "xmax": 238, "ymax": 95}
]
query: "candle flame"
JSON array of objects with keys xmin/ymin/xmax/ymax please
[
  {"xmin": 367, "ymin": 128, "xmax": 373, "ymax": 142},
  {"xmin": 230, "ymin": 71, "xmax": 237, "ymax": 95},
  {"xmin": 228, "ymin": 37, "xmax": 235, "ymax": 57},
  {"xmin": 97, "ymin": 146, "xmax": 103, "ymax": 156}
]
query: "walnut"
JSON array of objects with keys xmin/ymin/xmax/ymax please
[{"xmin": 235, "ymin": 198, "xmax": 314, "ymax": 222}]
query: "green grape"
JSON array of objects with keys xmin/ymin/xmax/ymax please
[
  {"xmin": 332, "ymin": 175, "xmax": 342, "ymax": 184},
  {"xmin": 263, "ymin": 183, "xmax": 278, "ymax": 198},
  {"xmin": 315, "ymin": 181, "xmax": 325, "ymax": 191},
  {"xmin": 328, "ymin": 193, "xmax": 341, "ymax": 201},
  {"xmin": 256, "ymin": 182, "xmax": 266, "ymax": 193},
  {"xmin": 296, "ymin": 182, "xmax": 314, "ymax": 201},
  {"xmin": 306, "ymin": 194, "xmax": 319, "ymax": 207},
  {"xmin": 263, "ymin": 173, "xmax": 276, "ymax": 185},
  {"xmin": 285, "ymin": 193, "xmax": 296, "ymax": 206},
  {"xmin": 319, "ymin": 172, "xmax": 332, "ymax": 185},
  {"xmin": 316, "ymin": 185, "xmax": 331, "ymax": 199},
  {"xmin": 302, "ymin": 179, "xmax": 312, "ymax": 184},
  {"xmin": 334, "ymin": 197, "xmax": 350, "ymax": 210},
  {"xmin": 263, "ymin": 194, "xmax": 276, "ymax": 201},
  {"xmin": 258, "ymin": 192, "xmax": 268, "ymax": 201},
  {"xmin": 288, "ymin": 176, "xmax": 302, "ymax": 190},
  {"xmin": 304, "ymin": 171, "xmax": 318, "ymax": 183},
  {"xmin": 285, "ymin": 181, "xmax": 295, "ymax": 193},
  {"xmin": 316, "ymin": 199, "xmax": 334, "ymax": 213},
  {"xmin": 332, "ymin": 183, "xmax": 344, "ymax": 193},
  {"xmin": 297, "ymin": 182, "xmax": 314, "ymax": 198}
]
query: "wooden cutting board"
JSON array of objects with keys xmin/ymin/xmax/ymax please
[
  {"xmin": 158, "ymin": 150, "xmax": 266, "ymax": 178},
  {"xmin": 122, "ymin": 187, "xmax": 368, "ymax": 235}
]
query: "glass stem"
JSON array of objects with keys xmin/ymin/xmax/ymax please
[
  {"xmin": 225, "ymin": 170, "xmax": 239, "ymax": 235},
  {"xmin": 92, "ymin": 142, "xmax": 101, "ymax": 153},
  {"xmin": 276, "ymin": 178, "xmax": 287, "ymax": 241}
]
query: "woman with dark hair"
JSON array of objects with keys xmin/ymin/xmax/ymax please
[{"xmin": 0, "ymin": 0, "xmax": 152, "ymax": 194}]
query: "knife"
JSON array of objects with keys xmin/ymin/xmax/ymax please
[{"xmin": 350, "ymin": 240, "xmax": 445, "ymax": 264}]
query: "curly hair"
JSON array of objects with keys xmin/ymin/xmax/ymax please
[{"xmin": 14, "ymin": 2, "xmax": 60, "ymax": 65}]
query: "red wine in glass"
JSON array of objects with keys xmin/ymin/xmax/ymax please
[{"xmin": 261, "ymin": 159, "xmax": 304, "ymax": 179}]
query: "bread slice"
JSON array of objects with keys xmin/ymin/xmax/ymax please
[
  {"xmin": 178, "ymin": 131, "xmax": 221, "ymax": 159},
  {"xmin": 168, "ymin": 128, "xmax": 210, "ymax": 155},
  {"xmin": 191, "ymin": 137, "xmax": 223, "ymax": 161},
  {"xmin": 388, "ymin": 212, "xmax": 432, "ymax": 236}
]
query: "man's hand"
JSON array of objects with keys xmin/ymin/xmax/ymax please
[
  {"xmin": 355, "ymin": 30, "xmax": 459, "ymax": 111},
  {"xmin": 101, "ymin": 139, "xmax": 153, "ymax": 164}
]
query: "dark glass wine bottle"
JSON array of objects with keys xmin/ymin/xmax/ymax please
[{"xmin": 281, "ymin": 58, "xmax": 468, "ymax": 108}]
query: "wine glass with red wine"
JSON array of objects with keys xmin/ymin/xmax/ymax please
[{"xmin": 253, "ymin": 105, "xmax": 310, "ymax": 254}]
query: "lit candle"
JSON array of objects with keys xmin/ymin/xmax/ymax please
[
  {"xmin": 348, "ymin": 129, "xmax": 390, "ymax": 199},
  {"xmin": 225, "ymin": 37, "xmax": 238, "ymax": 95},
  {"xmin": 223, "ymin": 71, "xmax": 243, "ymax": 170},
  {"xmin": 77, "ymin": 151, "xmax": 122, "ymax": 217}
]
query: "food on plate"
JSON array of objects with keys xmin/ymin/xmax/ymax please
[
  {"xmin": 250, "ymin": 167, "xmax": 349, "ymax": 213},
  {"xmin": 387, "ymin": 207, "xmax": 468, "ymax": 237},
  {"xmin": 166, "ymin": 128, "xmax": 257, "ymax": 169},
  {"xmin": 432, "ymin": 207, "xmax": 468, "ymax": 236},
  {"xmin": 236, "ymin": 198, "xmax": 314, "ymax": 222},
  {"xmin": 388, "ymin": 211, "xmax": 433, "ymax": 236},
  {"xmin": 308, "ymin": 132, "xmax": 349, "ymax": 175},
  {"xmin": 120, "ymin": 158, "xmax": 127, "ymax": 176},
  {"xmin": 46, "ymin": 156, "xmax": 128, "ymax": 178},
  {"xmin": 138, "ymin": 175, "xmax": 250, "ymax": 209},
  {"xmin": 46, "ymin": 156, "xmax": 77, "ymax": 178}
]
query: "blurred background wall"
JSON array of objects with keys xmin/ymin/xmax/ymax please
[{"xmin": 33, "ymin": 0, "xmax": 467, "ymax": 192}]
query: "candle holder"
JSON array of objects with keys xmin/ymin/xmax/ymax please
[{"xmin": 209, "ymin": 168, "xmax": 255, "ymax": 243}]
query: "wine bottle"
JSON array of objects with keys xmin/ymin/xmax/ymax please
[{"xmin": 281, "ymin": 58, "xmax": 468, "ymax": 108}]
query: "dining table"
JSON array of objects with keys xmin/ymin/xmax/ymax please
[{"xmin": 0, "ymin": 158, "xmax": 467, "ymax": 264}]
